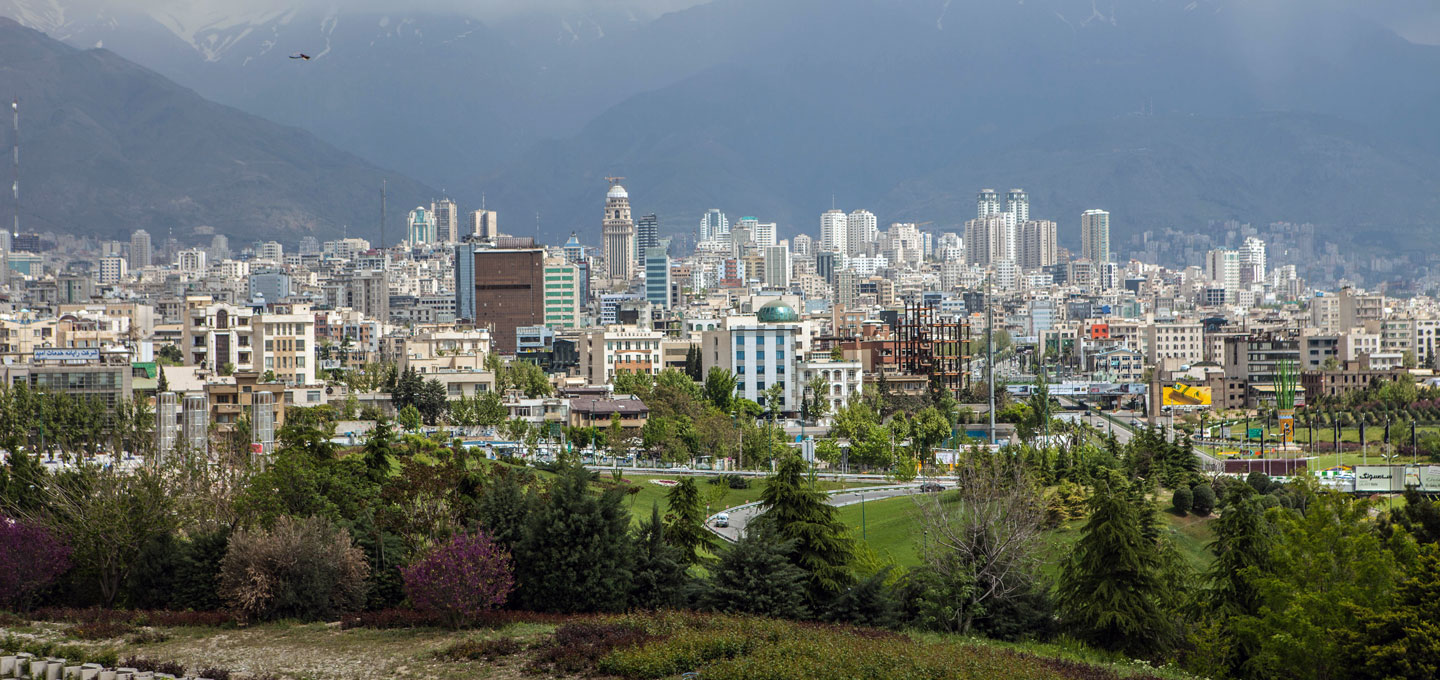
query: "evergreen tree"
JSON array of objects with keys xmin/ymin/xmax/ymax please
[
  {"xmin": 157, "ymin": 365, "xmax": 169, "ymax": 393},
  {"xmin": 1191, "ymin": 483, "xmax": 1217, "ymax": 516},
  {"xmin": 1206, "ymin": 485, "xmax": 1273, "ymax": 675},
  {"xmin": 1340, "ymin": 546, "xmax": 1440, "ymax": 680},
  {"xmin": 514, "ymin": 462, "xmax": 632, "ymax": 612},
  {"xmin": 362, "ymin": 418, "xmax": 397, "ymax": 481},
  {"xmin": 630, "ymin": 504, "xmax": 690, "ymax": 610},
  {"xmin": 684, "ymin": 345, "xmax": 704, "ymax": 381},
  {"xmin": 757, "ymin": 454, "xmax": 853, "ymax": 604},
  {"xmin": 477, "ymin": 467, "xmax": 530, "ymax": 551},
  {"xmin": 1058, "ymin": 471, "xmax": 1175, "ymax": 658},
  {"xmin": 664, "ymin": 477, "xmax": 711, "ymax": 564},
  {"xmin": 697, "ymin": 524, "xmax": 809, "ymax": 619}
]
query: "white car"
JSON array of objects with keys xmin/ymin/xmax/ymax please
[{"xmin": 714, "ymin": 513, "xmax": 730, "ymax": 528}]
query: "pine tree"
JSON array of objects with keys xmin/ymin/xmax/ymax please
[
  {"xmin": 514, "ymin": 462, "xmax": 632, "ymax": 612},
  {"xmin": 757, "ymin": 453, "xmax": 853, "ymax": 604},
  {"xmin": 630, "ymin": 504, "xmax": 690, "ymax": 610},
  {"xmin": 1206, "ymin": 484, "xmax": 1273, "ymax": 675},
  {"xmin": 664, "ymin": 477, "xmax": 711, "ymax": 564},
  {"xmin": 698, "ymin": 523, "xmax": 809, "ymax": 619},
  {"xmin": 362, "ymin": 418, "xmax": 397, "ymax": 481},
  {"xmin": 157, "ymin": 365, "xmax": 169, "ymax": 393},
  {"xmin": 1058, "ymin": 471, "xmax": 1175, "ymax": 658},
  {"xmin": 478, "ymin": 466, "xmax": 531, "ymax": 551}
]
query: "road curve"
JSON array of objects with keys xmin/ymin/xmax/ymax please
[{"xmin": 707, "ymin": 484, "xmax": 924, "ymax": 542}]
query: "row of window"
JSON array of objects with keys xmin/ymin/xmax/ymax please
[
  {"xmin": 735, "ymin": 350, "xmax": 785, "ymax": 360},
  {"xmin": 736, "ymin": 365, "xmax": 785, "ymax": 375}
]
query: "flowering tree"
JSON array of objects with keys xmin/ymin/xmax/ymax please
[
  {"xmin": 0, "ymin": 515, "xmax": 72, "ymax": 610},
  {"xmin": 402, "ymin": 530, "xmax": 514, "ymax": 625}
]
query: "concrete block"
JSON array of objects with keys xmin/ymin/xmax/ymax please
[
  {"xmin": 97, "ymin": 671, "xmax": 117, "ymax": 680},
  {"xmin": 45, "ymin": 661, "xmax": 64, "ymax": 680},
  {"xmin": 31, "ymin": 659, "xmax": 48, "ymax": 678},
  {"xmin": 1, "ymin": 656, "xmax": 16, "ymax": 675},
  {"xmin": 63, "ymin": 666, "xmax": 81, "ymax": 679}
]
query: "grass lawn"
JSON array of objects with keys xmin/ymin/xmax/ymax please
[
  {"xmin": 617, "ymin": 473, "xmax": 887, "ymax": 525},
  {"xmin": 838, "ymin": 492, "xmax": 1217, "ymax": 578}
]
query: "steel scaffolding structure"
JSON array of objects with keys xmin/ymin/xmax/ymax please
[{"xmin": 896, "ymin": 301, "xmax": 972, "ymax": 392}]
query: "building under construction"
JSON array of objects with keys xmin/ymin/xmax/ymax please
[{"xmin": 896, "ymin": 301, "xmax": 972, "ymax": 392}]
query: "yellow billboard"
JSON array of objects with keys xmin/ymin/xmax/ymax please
[{"xmin": 1162, "ymin": 384, "xmax": 1212, "ymax": 407}]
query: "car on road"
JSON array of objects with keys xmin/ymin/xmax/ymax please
[
  {"xmin": 918, "ymin": 482, "xmax": 946, "ymax": 493},
  {"xmin": 713, "ymin": 512, "xmax": 730, "ymax": 528}
]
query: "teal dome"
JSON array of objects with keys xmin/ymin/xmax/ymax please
[{"xmin": 757, "ymin": 300, "xmax": 799, "ymax": 323}]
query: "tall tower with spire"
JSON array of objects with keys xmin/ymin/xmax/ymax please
[{"xmin": 602, "ymin": 178, "xmax": 635, "ymax": 282}]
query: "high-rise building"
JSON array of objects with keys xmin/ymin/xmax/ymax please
[
  {"xmin": 602, "ymin": 181, "xmax": 636, "ymax": 281},
  {"xmin": 845, "ymin": 210, "xmax": 876, "ymax": 257},
  {"xmin": 432, "ymin": 198, "xmax": 458, "ymax": 243},
  {"xmin": 298, "ymin": 236, "xmax": 320, "ymax": 255},
  {"xmin": 820, "ymin": 209, "xmax": 848, "ymax": 253},
  {"xmin": 700, "ymin": 209, "xmax": 729, "ymax": 242},
  {"xmin": 258, "ymin": 241, "xmax": 283, "ymax": 262},
  {"xmin": 1080, "ymin": 209, "xmax": 1111, "ymax": 264},
  {"xmin": 563, "ymin": 233, "xmax": 585, "ymax": 264},
  {"xmin": 1206, "ymin": 248, "xmax": 1240, "ymax": 291},
  {"xmin": 455, "ymin": 246, "xmax": 545, "ymax": 351},
  {"xmin": 1017, "ymin": 220, "xmax": 1058, "ymax": 270},
  {"xmin": 816, "ymin": 251, "xmax": 836, "ymax": 285},
  {"xmin": 469, "ymin": 209, "xmax": 499, "ymax": 240},
  {"xmin": 977, "ymin": 189, "xmax": 1001, "ymax": 218},
  {"xmin": 407, "ymin": 206, "xmax": 436, "ymax": 244},
  {"xmin": 1239, "ymin": 236, "xmax": 1266, "ymax": 285},
  {"xmin": 636, "ymin": 213, "xmax": 660, "ymax": 264},
  {"xmin": 644, "ymin": 246, "xmax": 670, "ymax": 308},
  {"xmin": 98, "ymin": 256, "xmax": 127, "ymax": 284},
  {"xmin": 1005, "ymin": 189, "xmax": 1029, "ymax": 224},
  {"xmin": 176, "ymin": 249, "xmax": 207, "ymax": 273},
  {"xmin": 209, "ymin": 234, "xmax": 230, "ymax": 261},
  {"xmin": 964, "ymin": 215, "xmax": 1014, "ymax": 266},
  {"xmin": 129, "ymin": 229, "xmax": 152, "ymax": 269},
  {"xmin": 792, "ymin": 234, "xmax": 814, "ymax": 257},
  {"xmin": 753, "ymin": 221, "xmax": 777, "ymax": 248},
  {"xmin": 544, "ymin": 257, "xmax": 582, "ymax": 328},
  {"xmin": 764, "ymin": 244, "xmax": 791, "ymax": 289}
]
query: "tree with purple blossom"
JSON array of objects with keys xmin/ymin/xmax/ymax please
[
  {"xmin": 402, "ymin": 530, "xmax": 514, "ymax": 626},
  {"xmin": 0, "ymin": 514, "xmax": 71, "ymax": 610}
]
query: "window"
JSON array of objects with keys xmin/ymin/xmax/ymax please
[
  {"xmin": 757, "ymin": 351, "xmax": 765, "ymax": 360},
  {"xmin": 736, "ymin": 350, "xmax": 745, "ymax": 360}
]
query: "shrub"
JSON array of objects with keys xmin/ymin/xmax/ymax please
[
  {"xmin": 528, "ymin": 622, "xmax": 653, "ymax": 675},
  {"xmin": 196, "ymin": 667, "xmax": 233, "ymax": 680},
  {"xmin": 67, "ymin": 619, "xmax": 133, "ymax": 640},
  {"xmin": 120, "ymin": 657, "xmax": 186, "ymax": 676},
  {"xmin": 125, "ymin": 628, "xmax": 169, "ymax": 645},
  {"xmin": 1170, "ymin": 487, "xmax": 1192, "ymax": 516},
  {"xmin": 218, "ymin": 516, "xmax": 369, "ymax": 622},
  {"xmin": 0, "ymin": 515, "xmax": 72, "ymax": 610},
  {"xmin": 402, "ymin": 530, "xmax": 514, "ymax": 626},
  {"xmin": 1190, "ymin": 483, "xmax": 1216, "ymax": 517}
]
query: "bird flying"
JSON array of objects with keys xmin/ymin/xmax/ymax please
[{"xmin": 289, "ymin": 53, "xmax": 311, "ymax": 60}]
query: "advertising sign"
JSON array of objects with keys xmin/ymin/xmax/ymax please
[
  {"xmin": 1162, "ymin": 384, "xmax": 1212, "ymax": 407},
  {"xmin": 33, "ymin": 348, "xmax": 100, "ymax": 362},
  {"xmin": 1418, "ymin": 466, "xmax": 1440, "ymax": 493},
  {"xmin": 1246, "ymin": 428, "xmax": 1263, "ymax": 439},
  {"xmin": 1356, "ymin": 465, "xmax": 1404, "ymax": 493}
]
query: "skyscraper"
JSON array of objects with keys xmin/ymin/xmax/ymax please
[
  {"xmin": 469, "ymin": 209, "xmax": 499, "ymax": 240},
  {"xmin": 407, "ymin": 206, "xmax": 435, "ymax": 244},
  {"xmin": 602, "ymin": 180, "xmax": 636, "ymax": 281},
  {"xmin": 820, "ymin": 209, "xmax": 848, "ymax": 253},
  {"xmin": 1206, "ymin": 248, "xmax": 1240, "ymax": 291},
  {"xmin": 1080, "ymin": 209, "xmax": 1111, "ymax": 264},
  {"xmin": 753, "ymin": 221, "xmax": 777, "ymax": 248},
  {"xmin": 1017, "ymin": 220, "xmax": 1058, "ymax": 270},
  {"xmin": 129, "ymin": 229, "xmax": 152, "ymax": 269},
  {"xmin": 432, "ymin": 198, "xmax": 458, "ymax": 243},
  {"xmin": 455, "ymin": 246, "xmax": 545, "ymax": 351},
  {"xmin": 700, "ymin": 209, "xmax": 729, "ymax": 242},
  {"xmin": 845, "ymin": 209, "xmax": 876, "ymax": 257},
  {"xmin": 1005, "ymin": 189, "xmax": 1029, "ymax": 223},
  {"xmin": 644, "ymin": 246, "xmax": 670, "ymax": 308},
  {"xmin": 964, "ymin": 215, "xmax": 1014, "ymax": 266},
  {"xmin": 977, "ymin": 189, "xmax": 1001, "ymax": 218},
  {"xmin": 764, "ymin": 244, "xmax": 791, "ymax": 289},
  {"xmin": 1239, "ymin": 236, "xmax": 1266, "ymax": 285},
  {"xmin": 544, "ymin": 257, "xmax": 582, "ymax": 327},
  {"xmin": 636, "ymin": 213, "xmax": 660, "ymax": 264}
]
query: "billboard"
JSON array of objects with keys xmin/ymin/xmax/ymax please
[
  {"xmin": 1162, "ymin": 384, "xmax": 1212, "ymax": 406},
  {"xmin": 1356, "ymin": 466, "xmax": 1404, "ymax": 493},
  {"xmin": 33, "ymin": 347, "xmax": 100, "ymax": 362}
]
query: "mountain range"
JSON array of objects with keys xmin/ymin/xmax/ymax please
[{"xmin": 2, "ymin": 0, "xmax": 1440, "ymax": 250}]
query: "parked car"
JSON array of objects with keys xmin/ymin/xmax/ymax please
[
  {"xmin": 714, "ymin": 512, "xmax": 730, "ymax": 528},
  {"xmin": 918, "ymin": 482, "xmax": 946, "ymax": 493}
]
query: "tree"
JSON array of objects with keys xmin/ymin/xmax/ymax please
[
  {"xmin": 1171, "ymin": 486, "xmax": 1193, "ymax": 515},
  {"xmin": 398, "ymin": 404, "xmax": 422, "ymax": 433},
  {"xmin": 28, "ymin": 465, "xmax": 177, "ymax": 607},
  {"xmin": 613, "ymin": 370, "xmax": 654, "ymax": 400},
  {"xmin": 1340, "ymin": 546, "xmax": 1440, "ymax": 680},
  {"xmin": 402, "ymin": 530, "xmax": 514, "ymax": 626},
  {"xmin": 513, "ymin": 462, "xmax": 633, "ymax": 612},
  {"xmin": 698, "ymin": 524, "xmax": 810, "ymax": 619},
  {"xmin": 219, "ymin": 362, "xmax": 236, "ymax": 376},
  {"xmin": 910, "ymin": 406, "xmax": 952, "ymax": 461},
  {"xmin": 607, "ymin": 412, "xmax": 627, "ymax": 459},
  {"xmin": 508, "ymin": 360, "xmax": 554, "ymax": 398},
  {"xmin": 418, "ymin": 378, "xmax": 448, "ymax": 425},
  {"xmin": 703, "ymin": 368, "xmax": 737, "ymax": 412},
  {"xmin": 475, "ymin": 391, "xmax": 508, "ymax": 428},
  {"xmin": 1205, "ymin": 485, "xmax": 1273, "ymax": 675},
  {"xmin": 476, "ymin": 467, "xmax": 530, "ymax": 551},
  {"xmin": 219, "ymin": 515, "xmax": 369, "ymax": 622},
  {"xmin": 757, "ymin": 454, "xmax": 853, "ymax": 603},
  {"xmin": 664, "ymin": 477, "xmax": 711, "ymax": 564},
  {"xmin": 156, "ymin": 365, "xmax": 170, "ymax": 393},
  {"xmin": 684, "ymin": 344, "xmax": 704, "ymax": 381},
  {"xmin": 803, "ymin": 374, "xmax": 830, "ymax": 424},
  {"xmin": 362, "ymin": 419, "xmax": 397, "ymax": 480},
  {"xmin": 630, "ymin": 504, "xmax": 690, "ymax": 610},
  {"xmin": 1380, "ymin": 488, "xmax": 1440, "ymax": 546},
  {"xmin": 0, "ymin": 514, "xmax": 71, "ymax": 610},
  {"xmin": 915, "ymin": 451, "xmax": 1046, "ymax": 633},
  {"xmin": 1191, "ymin": 483, "xmax": 1216, "ymax": 516},
  {"xmin": 1058, "ymin": 471, "xmax": 1175, "ymax": 658},
  {"xmin": 156, "ymin": 343, "xmax": 184, "ymax": 366}
]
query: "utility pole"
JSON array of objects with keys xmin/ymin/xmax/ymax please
[{"xmin": 987, "ymin": 273, "xmax": 995, "ymax": 445}]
